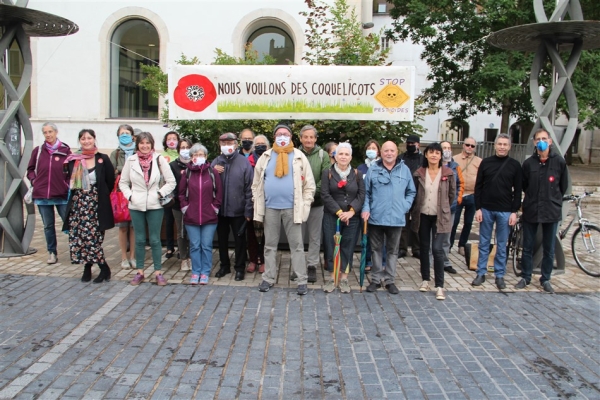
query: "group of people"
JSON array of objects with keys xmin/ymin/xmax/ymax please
[{"xmin": 26, "ymin": 122, "xmax": 566, "ymax": 296}]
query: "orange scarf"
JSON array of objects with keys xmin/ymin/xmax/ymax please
[{"xmin": 272, "ymin": 142, "xmax": 294, "ymax": 177}]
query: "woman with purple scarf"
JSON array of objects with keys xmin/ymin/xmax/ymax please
[
  {"xmin": 63, "ymin": 129, "xmax": 115, "ymax": 283},
  {"xmin": 27, "ymin": 123, "xmax": 71, "ymax": 264}
]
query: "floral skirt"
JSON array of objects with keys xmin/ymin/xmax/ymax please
[{"xmin": 68, "ymin": 186, "xmax": 105, "ymax": 264}]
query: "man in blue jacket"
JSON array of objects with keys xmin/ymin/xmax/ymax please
[
  {"xmin": 211, "ymin": 132, "xmax": 254, "ymax": 281},
  {"xmin": 361, "ymin": 141, "xmax": 417, "ymax": 294}
]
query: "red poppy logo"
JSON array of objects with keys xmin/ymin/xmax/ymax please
[
  {"xmin": 549, "ymin": 176, "xmax": 555, "ymax": 182},
  {"xmin": 442, "ymin": 176, "xmax": 448, "ymax": 181},
  {"xmin": 338, "ymin": 180, "xmax": 347, "ymax": 189},
  {"xmin": 173, "ymin": 74, "xmax": 217, "ymax": 112}
]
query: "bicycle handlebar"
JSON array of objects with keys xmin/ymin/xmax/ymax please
[{"xmin": 562, "ymin": 192, "xmax": 593, "ymax": 202}]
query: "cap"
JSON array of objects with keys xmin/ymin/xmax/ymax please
[
  {"xmin": 273, "ymin": 124, "xmax": 293, "ymax": 136},
  {"xmin": 406, "ymin": 134, "xmax": 421, "ymax": 143},
  {"xmin": 219, "ymin": 132, "xmax": 237, "ymax": 141}
]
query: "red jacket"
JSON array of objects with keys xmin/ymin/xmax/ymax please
[
  {"xmin": 26, "ymin": 143, "xmax": 71, "ymax": 200},
  {"xmin": 179, "ymin": 163, "xmax": 222, "ymax": 226}
]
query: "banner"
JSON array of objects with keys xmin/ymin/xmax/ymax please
[{"xmin": 168, "ymin": 65, "xmax": 415, "ymax": 121}]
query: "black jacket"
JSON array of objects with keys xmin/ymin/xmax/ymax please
[
  {"xmin": 475, "ymin": 155, "xmax": 522, "ymax": 213},
  {"xmin": 321, "ymin": 167, "xmax": 365, "ymax": 216},
  {"xmin": 522, "ymin": 150, "xmax": 568, "ymax": 223},
  {"xmin": 399, "ymin": 150, "xmax": 424, "ymax": 174},
  {"xmin": 63, "ymin": 153, "xmax": 115, "ymax": 232},
  {"xmin": 170, "ymin": 158, "xmax": 189, "ymax": 211}
]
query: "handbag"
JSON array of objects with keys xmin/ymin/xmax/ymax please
[
  {"xmin": 110, "ymin": 175, "xmax": 131, "ymax": 223},
  {"xmin": 157, "ymin": 155, "xmax": 175, "ymax": 208}
]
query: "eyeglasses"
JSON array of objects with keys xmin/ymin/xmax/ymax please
[
  {"xmin": 275, "ymin": 133, "xmax": 291, "ymax": 137},
  {"xmin": 464, "ymin": 144, "xmax": 476, "ymax": 148}
]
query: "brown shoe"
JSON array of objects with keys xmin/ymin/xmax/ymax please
[
  {"xmin": 247, "ymin": 262, "xmax": 257, "ymax": 273},
  {"xmin": 258, "ymin": 264, "xmax": 265, "ymax": 274}
]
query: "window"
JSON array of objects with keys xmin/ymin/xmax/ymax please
[
  {"xmin": 1, "ymin": 40, "xmax": 31, "ymax": 115},
  {"xmin": 110, "ymin": 19, "xmax": 159, "ymax": 118},
  {"xmin": 373, "ymin": 0, "xmax": 395, "ymax": 14},
  {"xmin": 248, "ymin": 26, "xmax": 294, "ymax": 65}
]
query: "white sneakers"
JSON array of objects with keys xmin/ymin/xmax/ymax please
[
  {"xmin": 458, "ymin": 247, "xmax": 465, "ymax": 256},
  {"xmin": 121, "ymin": 259, "xmax": 130, "ymax": 269},
  {"xmin": 47, "ymin": 253, "xmax": 57, "ymax": 264},
  {"xmin": 419, "ymin": 281, "xmax": 429, "ymax": 292},
  {"xmin": 435, "ymin": 287, "xmax": 445, "ymax": 300},
  {"xmin": 181, "ymin": 259, "xmax": 191, "ymax": 271}
]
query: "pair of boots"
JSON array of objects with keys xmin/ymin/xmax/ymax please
[{"xmin": 81, "ymin": 263, "xmax": 111, "ymax": 283}]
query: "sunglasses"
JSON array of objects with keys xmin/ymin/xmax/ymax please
[{"xmin": 464, "ymin": 144, "xmax": 476, "ymax": 148}]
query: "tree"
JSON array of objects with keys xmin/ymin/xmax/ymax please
[{"xmin": 387, "ymin": 0, "xmax": 600, "ymax": 133}]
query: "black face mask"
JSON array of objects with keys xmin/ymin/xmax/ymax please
[
  {"xmin": 406, "ymin": 144, "xmax": 417, "ymax": 153},
  {"xmin": 254, "ymin": 145, "xmax": 267, "ymax": 156},
  {"xmin": 241, "ymin": 140, "xmax": 253, "ymax": 151}
]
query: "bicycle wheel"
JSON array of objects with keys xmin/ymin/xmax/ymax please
[
  {"xmin": 509, "ymin": 226, "xmax": 523, "ymax": 277},
  {"xmin": 571, "ymin": 224, "xmax": 600, "ymax": 277}
]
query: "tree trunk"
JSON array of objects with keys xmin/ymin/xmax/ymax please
[{"xmin": 500, "ymin": 98, "xmax": 511, "ymax": 133}]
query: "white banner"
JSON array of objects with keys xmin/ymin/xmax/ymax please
[{"xmin": 168, "ymin": 65, "xmax": 415, "ymax": 121}]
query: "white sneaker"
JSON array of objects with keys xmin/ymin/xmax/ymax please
[
  {"xmin": 47, "ymin": 253, "xmax": 57, "ymax": 264},
  {"xmin": 458, "ymin": 246, "xmax": 465, "ymax": 256},
  {"xmin": 181, "ymin": 259, "xmax": 191, "ymax": 271},
  {"xmin": 129, "ymin": 259, "xmax": 137, "ymax": 268},
  {"xmin": 121, "ymin": 259, "xmax": 130, "ymax": 269},
  {"xmin": 419, "ymin": 281, "xmax": 430, "ymax": 292},
  {"xmin": 435, "ymin": 287, "xmax": 446, "ymax": 300}
]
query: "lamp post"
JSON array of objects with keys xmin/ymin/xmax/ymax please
[{"xmin": 0, "ymin": 1, "xmax": 78, "ymax": 257}]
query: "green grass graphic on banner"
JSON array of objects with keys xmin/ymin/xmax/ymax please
[{"xmin": 217, "ymin": 100, "xmax": 373, "ymax": 113}]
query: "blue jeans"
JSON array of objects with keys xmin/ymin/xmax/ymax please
[
  {"xmin": 38, "ymin": 204, "xmax": 67, "ymax": 254},
  {"xmin": 130, "ymin": 209, "xmax": 164, "ymax": 271},
  {"xmin": 477, "ymin": 208, "xmax": 510, "ymax": 278},
  {"xmin": 186, "ymin": 223, "xmax": 217, "ymax": 277},
  {"xmin": 451, "ymin": 194, "xmax": 476, "ymax": 248},
  {"xmin": 521, "ymin": 221, "xmax": 558, "ymax": 284}
]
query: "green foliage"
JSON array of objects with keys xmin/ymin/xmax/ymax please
[{"xmin": 387, "ymin": 0, "xmax": 600, "ymax": 132}]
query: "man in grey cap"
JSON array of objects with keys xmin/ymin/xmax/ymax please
[
  {"xmin": 211, "ymin": 132, "xmax": 254, "ymax": 281},
  {"xmin": 252, "ymin": 124, "xmax": 316, "ymax": 295},
  {"xmin": 399, "ymin": 134, "xmax": 424, "ymax": 258}
]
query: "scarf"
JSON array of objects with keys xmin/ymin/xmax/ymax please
[
  {"xmin": 65, "ymin": 147, "xmax": 97, "ymax": 190},
  {"xmin": 334, "ymin": 163, "xmax": 351, "ymax": 181},
  {"xmin": 119, "ymin": 142, "xmax": 136, "ymax": 159},
  {"xmin": 364, "ymin": 157, "xmax": 379, "ymax": 168},
  {"xmin": 137, "ymin": 150, "xmax": 155, "ymax": 186},
  {"xmin": 44, "ymin": 139, "xmax": 62, "ymax": 154},
  {"xmin": 272, "ymin": 142, "xmax": 294, "ymax": 178}
]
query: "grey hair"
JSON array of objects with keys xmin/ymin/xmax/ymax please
[
  {"xmin": 336, "ymin": 142, "xmax": 352, "ymax": 155},
  {"xmin": 495, "ymin": 133, "xmax": 511, "ymax": 145},
  {"xmin": 239, "ymin": 128, "xmax": 255, "ymax": 139},
  {"xmin": 253, "ymin": 134, "xmax": 270, "ymax": 148},
  {"xmin": 42, "ymin": 122, "xmax": 58, "ymax": 132},
  {"xmin": 464, "ymin": 136, "xmax": 477, "ymax": 144},
  {"xmin": 300, "ymin": 124, "xmax": 318, "ymax": 138},
  {"xmin": 190, "ymin": 143, "xmax": 208, "ymax": 158}
]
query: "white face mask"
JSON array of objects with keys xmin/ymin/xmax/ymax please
[
  {"xmin": 443, "ymin": 150, "xmax": 453, "ymax": 162},
  {"xmin": 275, "ymin": 136, "xmax": 290, "ymax": 147},
  {"xmin": 193, "ymin": 156, "xmax": 206, "ymax": 166},
  {"xmin": 221, "ymin": 145, "xmax": 235, "ymax": 155},
  {"xmin": 179, "ymin": 149, "xmax": 190, "ymax": 160}
]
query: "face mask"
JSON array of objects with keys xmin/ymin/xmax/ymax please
[
  {"xmin": 366, "ymin": 149, "xmax": 377, "ymax": 160},
  {"xmin": 443, "ymin": 150, "xmax": 453, "ymax": 162},
  {"xmin": 536, "ymin": 141, "xmax": 549, "ymax": 152},
  {"xmin": 119, "ymin": 135, "xmax": 133, "ymax": 145},
  {"xmin": 406, "ymin": 144, "xmax": 417, "ymax": 153},
  {"xmin": 241, "ymin": 140, "xmax": 253, "ymax": 150},
  {"xmin": 221, "ymin": 145, "xmax": 235, "ymax": 155},
  {"xmin": 179, "ymin": 149, "xmax": 190, "ymax": 160},
  {"xmin": 193, "ymin": 156, "xmax": 206, "ymax": 166},
  {"xmin": 254, "ymin": 145, "xmax": 267, "ymax": 156},
  {"xmin": 275, "ymin": 136, "xmax": 290, "ymax": 147},
  {"xmin": 167, "ymin": 140, "xmax": 178, "ymax": 150}
]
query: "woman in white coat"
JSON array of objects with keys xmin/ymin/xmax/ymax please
[{"xmin": 119, "ymin": 132, "xmax": 176, "ymax": 286}]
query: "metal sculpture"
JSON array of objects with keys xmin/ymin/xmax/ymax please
[{"xmin": 0, "ymin": 1, "xmax": 78, "ymax": 256}]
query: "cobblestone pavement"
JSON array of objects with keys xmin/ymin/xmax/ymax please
[{"xmin": 0, "ymin": 275, "xmax": 598, "ymax": 399}]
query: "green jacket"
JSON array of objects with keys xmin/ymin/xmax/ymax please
[{"xmin": 299, "ymin": 144, "xmax": 331, "ymax": 207}]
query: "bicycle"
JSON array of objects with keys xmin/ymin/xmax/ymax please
[{"xmin": 508, "ymin": 192, "xmax": 599, "ymax": 278}]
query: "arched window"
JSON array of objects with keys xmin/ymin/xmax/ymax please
[
  {"xmin": 110, "ymin": 19, "xmax": 159, "ymax": 118},
  {"xmin": 248, "ymin": 26, "xmax": 294, "ymax": 65}
]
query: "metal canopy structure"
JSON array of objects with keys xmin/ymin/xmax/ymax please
[{"xmin": 0, "ymin": 1, "xmax": 78, "ymax": 257}]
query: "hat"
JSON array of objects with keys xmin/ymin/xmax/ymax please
[
  {"xmin": 273, "ymin": 124, "xmax": 292, "ymax": 136},
  {"xmin": 406, "ymin": 134, "xmax": 421, "ymax": 143},
  {"xmin": 219, "ymin": 132, "xmax": 237, "ymax": 141}
]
